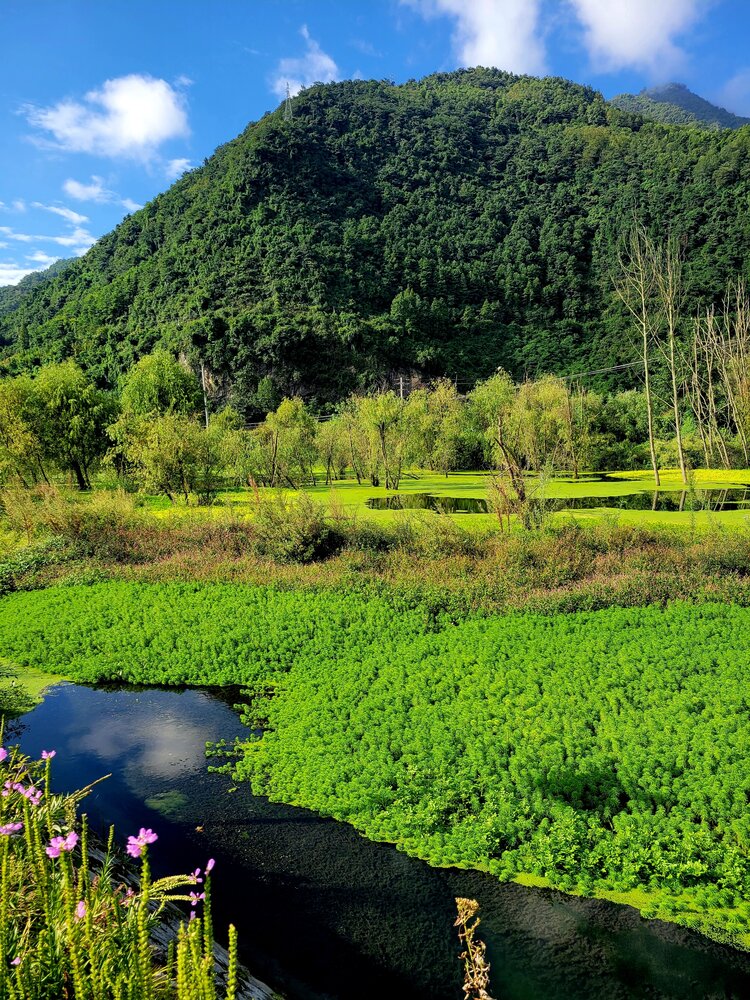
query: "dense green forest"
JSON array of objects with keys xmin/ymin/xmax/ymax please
[
  {"xmin": 2, "ymin": 69, "xmax": 750, "ymax": 411},
  {"xmin": 610, "ymin": 83, "xmax": 750, "ymax": 130}
]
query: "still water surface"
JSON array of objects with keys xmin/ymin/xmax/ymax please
[
  {"xmin": 15, "ymin": 684, "xmax": 750, "ymax": 999},
  {"xmin": 366, "ymin": 488, "xmax": 750, "ymax": 514}
]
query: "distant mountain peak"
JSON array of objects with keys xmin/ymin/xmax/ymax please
[{"xmin": 610, "ymin": 82, "xmax": 750, "ymax": 130}]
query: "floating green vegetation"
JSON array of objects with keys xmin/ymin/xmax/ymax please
[{"xmin": 3, "ymin": 583, "xmax": 750, "ymax": 946}]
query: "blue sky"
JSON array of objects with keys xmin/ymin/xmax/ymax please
[{"xmin": 2, "ymin": 0, "xmax": 750, "ymax": 285}]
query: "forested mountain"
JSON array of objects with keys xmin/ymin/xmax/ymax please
[
  {"xmin": 0, "ymin": 258, "xmax": 74, "ymax": 316},
  {"xmin": 2, "ymin": 69, "xmax": 750, "ymax": 411},
  {"xmin": 610, "ymin": 83, "xmax": 750, "ymax": 130}
]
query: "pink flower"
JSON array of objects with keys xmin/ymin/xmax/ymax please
[
  {"xmin": 41, "ymin": 750, "xmax": 56, "ymax": 761},
  {"xmin": 10, "ymin": 956, "xmax": 20, "ymax": 966},
  {"xmin": 205, "ymin": 858, "xmax": 215, "ymax": 873},
  {"xmin": 24, "ymin": 786, "xmax": 42, "ymax": 807},
  {"xmin": 0, "ymin": 747, "xmax": 7, "ymax": 763},
  {"xmin": 46, "ymin": 831, "xmax": 78, "ymax": 859},
  {"xmin": 191, "ymin": 868, "xmax": 203, "ymax": 883},
  {"xmin": 75, "ymin": 900, "xmax": 86, "ymax": 921},
  {"xmin": 189, "ymin": 891, "xmax": 205, "ymax": 907},
  {"xmin": 0, "ymin": 822, "xmax": 22, "ymax": 836},
  {"xmin": 126, "ymin": 827, "xmax": 158, "ymax": 858}
]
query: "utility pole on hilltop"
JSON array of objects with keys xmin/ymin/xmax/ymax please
[{"xmin": 284, "ymin": 83, "xmax": 293, "ymax": 122}]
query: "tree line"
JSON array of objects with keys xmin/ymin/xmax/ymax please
[{"xmin": 4, "ymin": 259, "xmax": 750, "ymax": 509}]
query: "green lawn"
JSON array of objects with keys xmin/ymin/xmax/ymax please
[{"xmin": 140, "ymin": 468, "xmax": 750, "ymax": 531}]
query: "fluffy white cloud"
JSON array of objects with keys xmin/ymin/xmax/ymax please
[
  {"xmin": 32, "ymin": 202, "xmax": 89, "ymax": 225},
  {"xmin": 567, "ymin": 0, "xmax": 708, "ymax": 73},
  {"xmin": 26, "ymin": 74, "xmax": 189, "ymax": 158},
  {"xmin": 26, "ymin": 250, "xmax": 60, "ymax": 266},
  {"xmin": 165, "ymin": 157, "xmax": 192, "ymax": 180},
  {"xmin": 121, "ymin": 198, "xmax": 143, "ymax": 213},
  {"xmin": 63, "ymin": 175, "xmax": 108, "ymax": 201},
  {"xmin": 403, "ymin": 0, "xmax": 546, "ymax": 74},
  {"xmin": 271, "ymin": 25, "xmax": 340, "ymax": 98},
  {"xmin": 0, "ymin": 263, "xmax": 38, "ymax": 285}
]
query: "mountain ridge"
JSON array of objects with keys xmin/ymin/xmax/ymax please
[
  {"xmin": 610, "ymin": 82, "xmax": 750, "ymax": 130},
  {"xmin": 2, "ymin": 68, "xmax": 749, "ymax": 409}
]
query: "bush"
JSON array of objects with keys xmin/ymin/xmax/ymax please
[
  {"xmin": 252, "ymin": 492, "xmax": 337, "ymax": 563},
  {"xmin": 33, "ymin": 487, "xmax": 140, "ymax": 561}
]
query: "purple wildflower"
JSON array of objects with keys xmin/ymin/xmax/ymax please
[
  {"xmin": 46, "ymin": 831, "xmax": 78, "ymax": 859},
  {"xmin": 10, "ymin": 957, "xmax": 20, "ymax": 966},
  {"xmin": 41, "ymin": 750, "xmax": 56, "ymax": 761},
  {"xmin": 205, "ymin": 858, "xmax": 215, "ymax": 873},
  {"xmin": 75, "ymin": 900, "xmax": 86, "ymax": 921},
  {"xmin": 0, "ymin": 823, "xmax": 23, "ymax": 836},
  {"xmin": 126, "ymin": 827, "xmax": 158, "ymax": 858},
  {"xmin": 24, "ymin": 786, "xmax": 42, "ymax": 807},
  {"xmin": 189, "ymin": 891, "xmax": 205, "ymax": 907},
  {"xmin": 0, "ymin": 747, "xmax": 7, "ymax": 763},
  {"xmin": 191, "ymin": 868, "xmax": 203, "ymax": 883}
]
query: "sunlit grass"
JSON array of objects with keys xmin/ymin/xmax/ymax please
[{"xmin": 134, "ymin": 467, "xmax": 750, "ymax": 531}]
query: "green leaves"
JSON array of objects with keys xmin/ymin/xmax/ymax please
[{"xmin": 2, "ymin": 584, "xmax": 750, "ymax": 925}]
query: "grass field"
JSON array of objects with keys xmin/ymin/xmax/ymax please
[{"xmin": 139, "ymin": 468, "xmax": 750, "ymax": 531}]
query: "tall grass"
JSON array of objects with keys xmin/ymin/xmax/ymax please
[{"xmin": 0, "ymin": 741, "xmax": 239, "ymax": 999}]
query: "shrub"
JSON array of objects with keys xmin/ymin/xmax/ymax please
[
  {"xmin": 252, "ymin": 492, "xmax": 337, "ymax": 563},
  {"xmin": 33, "ymin": 487, "xmax": 140, "ymax": 561}
]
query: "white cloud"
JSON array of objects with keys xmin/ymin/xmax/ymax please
[
  {"xmin": 51, "ymin": 226, "xmax": 96, "ymax": 250},
  {"xmin": 32, "ymin": 202, "xmax": 89, "ymax": 225},
  {"xmin": 719, "ymin": 68, "xmax": 750, "ymax": 117},
  {"xmin": 165, "ymin": 157, "xmax": 192, "ymax": 180},
  {"xmin": 0, "ymin": 227, "xmax": 34, "ymax": 243},
  {"xmin": 0, "ymin": 263, "xmax": 39, "ymax": 285},
  {"xmin": 64, "ymin": 175, "xmax": 109, "ymax": 201},
  {"xmin": 26, "ymin": 250, "xmax": 60, "ymax": 266},
  {"xmin": 0, "ymin": 223, "xmax": 95, "ymax": 253},
  {"xmin": 26, "ymin": 74, "xmax": 190, "ymax": 158},
  {"xmin": 12, "ymin": 199, "xmax": 26, "ymax": 212},
  {"xmin": 567, "ymin": 0, "xmax": 709, "ymax": 74},
  {"xmin": 64, "ymin": 176, "xmax": 142, "ymax": 214},
  {"xmin": 402, "ymin": 0, "xmax": 546, "ymax": 74},
  {"xmin": 271, "ymin": 25, "xmax": 340, "ymax": 98}
]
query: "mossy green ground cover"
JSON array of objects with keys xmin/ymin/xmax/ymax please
[
  {"xmin": 139, "ymin": 468, "xmax": 750, "ymax": 531},
  {"xmin": 1, "ymin": 583, "xmax": 750, "ymax": 946}
]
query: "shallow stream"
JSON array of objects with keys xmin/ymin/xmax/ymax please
[{"xmin": 15, "ymin": 684, "xmax": 750, "ymax": 999}]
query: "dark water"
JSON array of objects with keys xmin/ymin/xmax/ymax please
[
  {"xmin": 366, "ymin": 488, "xmax": 750, "ymax": 515},
  {"xmin": 14, "ymin": 684, "xmax": 750, "ymax": 1000}
]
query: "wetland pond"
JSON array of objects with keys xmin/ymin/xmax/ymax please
[
  {"xmin": 15, "ymin": 683, "xmax": 750, "ymax": 999},
  {"xmin": 366, "ymin": 487, "xmax": 750, "ymax": 515}
]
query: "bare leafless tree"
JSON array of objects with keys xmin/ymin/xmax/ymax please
[{"xmin": 615, "ymin": 223, "xmax": 661, "ymax": 486}]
